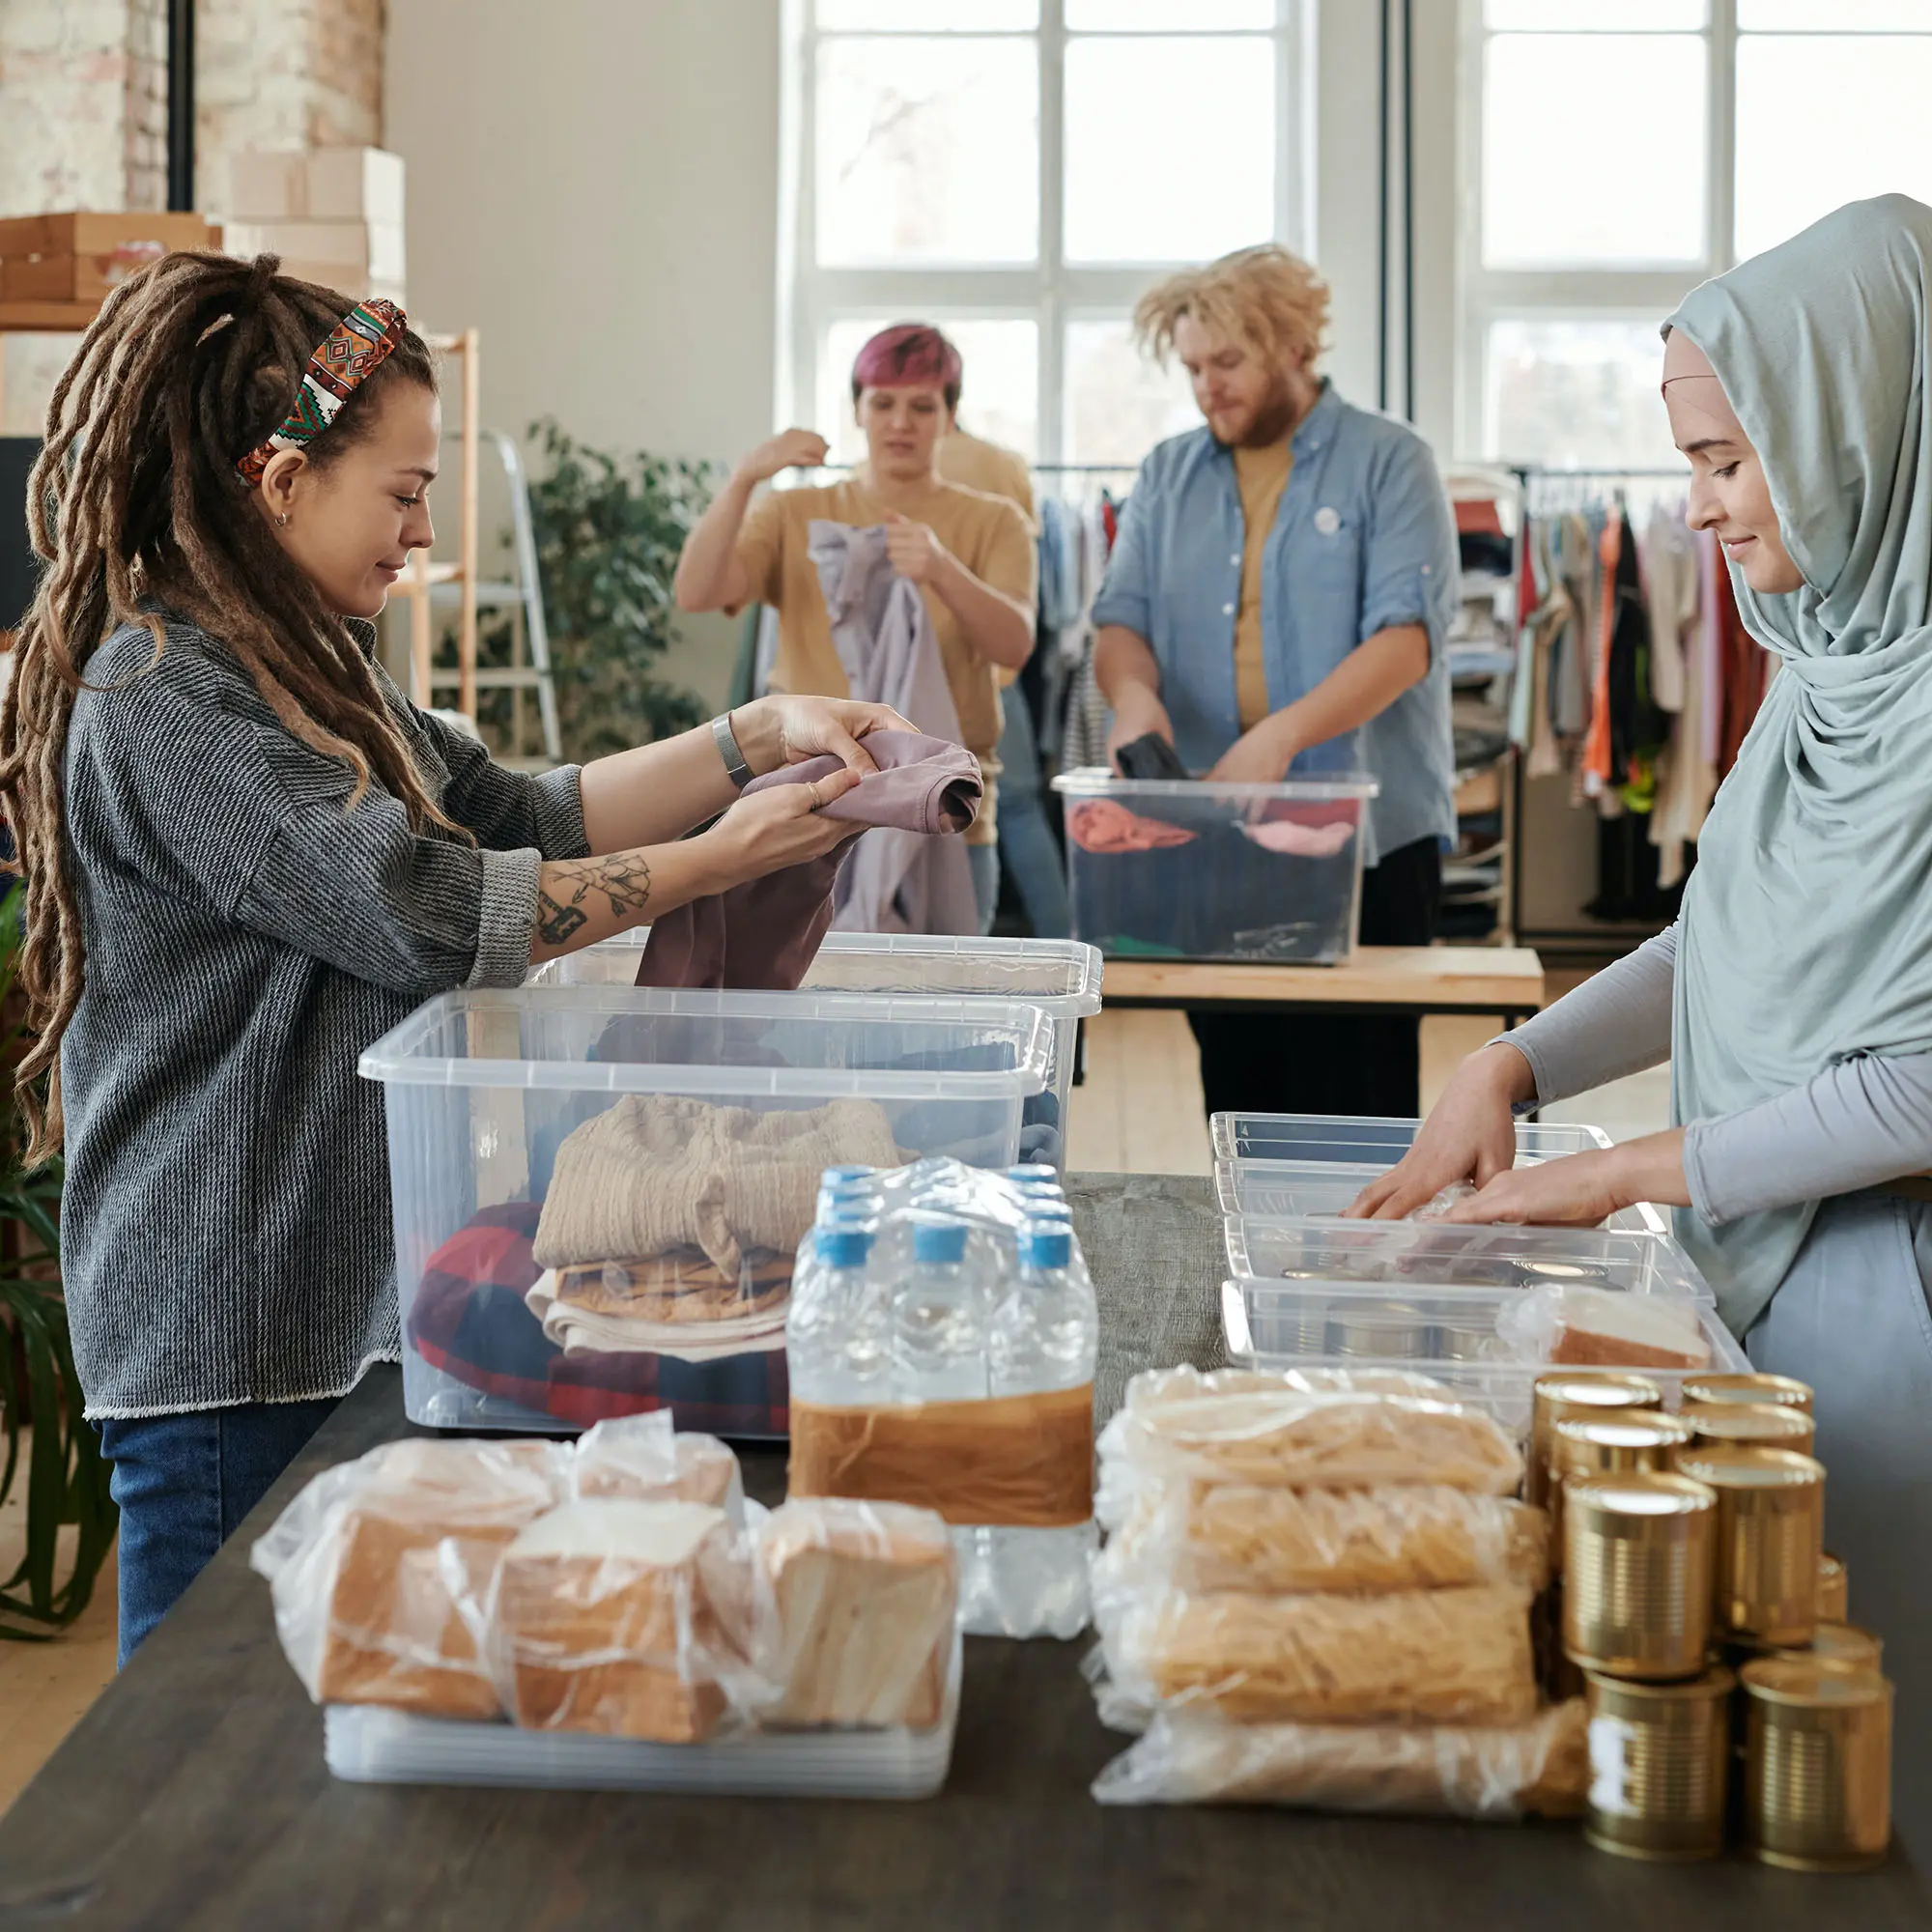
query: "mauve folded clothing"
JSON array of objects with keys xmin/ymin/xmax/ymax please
[
  {"xmin": 636, "ymin": 729, "xmax": 981, "ymax": 990},
  {"xmin": 531, "ymin": 1093, "xmax": 904, "ymax": 1275},
  {"xmin": 408, "ymin": 1202, "xmax": 791, "ymax": 1436},
  {"xmin": 1067, "ymin": 799, "xmax": 1197, "ymax": 854},
  {"xmin": 810, "ymin": 524, "xmax": 984, "ymax": 931},
  {"xmin": 1241, "ymin": 818, "xmax": 1355, "ymax": 858}
]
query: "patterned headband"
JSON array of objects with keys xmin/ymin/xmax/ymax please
[{"xmin": 236, "ymin": 297, "xmax": 410, "ymax": 486}]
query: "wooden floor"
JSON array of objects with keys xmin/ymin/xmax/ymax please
[
  {"xmin": 0, "ymin": 984, "xmax": 1671, "ymax": 1819},
  {"xmin": 0, "ymin": 1466, "xmax": 118, "ymax": 1816}
]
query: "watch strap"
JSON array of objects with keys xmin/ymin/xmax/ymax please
[{"xmin": 712, "ymin": 711, "xmax": 753, "ymax": 789}]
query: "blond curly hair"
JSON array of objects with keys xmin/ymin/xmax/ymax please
[{"xmin": 1133, "ymin": 243, "xmax": 1331, "ymax": 374}]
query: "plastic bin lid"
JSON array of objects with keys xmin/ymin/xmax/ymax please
[
  {"xmin": 359, "ymin": 985, "xmax": 1053, "ymax": 1097},
  {"xmin": 1051, "ymin": 765, "xmax": 1379, "ymax": 802}
]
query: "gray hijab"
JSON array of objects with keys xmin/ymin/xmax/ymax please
[{"xmin": 1667, "ymin": 193, "xmax": 1932, "ymax": 1333}]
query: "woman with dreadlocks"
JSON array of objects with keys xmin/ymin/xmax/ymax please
[{"xmin": 0, "ymin": 254, "xmax": 910, "ymax": 1662}]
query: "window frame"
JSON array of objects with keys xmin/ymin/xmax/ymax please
[
  {"xmin": 1454, "ymin": 0, "xmax": 1738, "ymax": 464},
  {"xmin": 781, "ymin": 0, "xmax": 1312, "ymax": 467}
]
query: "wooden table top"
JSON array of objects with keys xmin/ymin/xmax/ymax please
[
  {"xmin": 0, "ymin": 1177, "xmax": 1919, "ymax": 1932},
  {"xmin": 1101, "ymin": 945, "xmax": 1547, "ymax": 1012}
]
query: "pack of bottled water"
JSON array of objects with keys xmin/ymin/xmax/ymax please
[{"xmin": 787, "ymin": 1159, "xmax": 1099, "ymax": 1639}]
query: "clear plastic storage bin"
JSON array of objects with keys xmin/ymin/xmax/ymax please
[
  {"xmin": 324, "ymin": 1634, "xmax": 961, "ymax": 1799},
  {"xmin": 359, "ymin": 988, "xmax": 1051, "ymax": 1436},
  {"xmin": 1211, "ymin": 1112, "xmax": 1621, "ymax": 1167},
  {"xmin": 1050, "ymin": 768, "xmax": 1379, "ymax": 965},
  {"xmin": 1222, "ymin": 1216, "xmax": 1715, "ymax": 1300},
  {"xmin": 527, "ymin": 930, "xmax": 1101, "ymax": 1173},
  {"xmin": 1220, "ymin": 1281, "xmax": 1751, "ymax": 1435}
]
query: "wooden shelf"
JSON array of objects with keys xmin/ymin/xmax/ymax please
[
  {"xmin": 0, "ymin": 300, "xmax": 103, "ymax": 331},
  {"xmin": 1100, "ymin": 945, "xmax": 1546, "ymax": 1016}
]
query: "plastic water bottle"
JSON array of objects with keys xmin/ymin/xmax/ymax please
[
  {"xmin": 787, "ymin": 1222, "xmax": 891, "ymax": 1405},
  {"xmin": 986, "ymin": 1219, "xmax": 1099, "ymax": 1638},
  {"xmin": 891, "ymin": 1214, "xmax": 995, "ymax": 1620},
  {"xmin": 818, "ymin": 1167, "xmax": 885, "ymax": 1224}
]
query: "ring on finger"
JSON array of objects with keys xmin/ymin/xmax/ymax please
[{"xmin": 806, "ymin": 780, "xmax": 824, "ymax": 811}]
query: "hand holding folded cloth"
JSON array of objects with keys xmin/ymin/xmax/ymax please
[{"xmin": 639, "ymin": 728, "xmax": 982, "ymax": 990}]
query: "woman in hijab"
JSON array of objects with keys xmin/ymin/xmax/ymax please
[{"xmin": 1354, "ymin": 193, "xmax": 1932, "ymax": 1848}]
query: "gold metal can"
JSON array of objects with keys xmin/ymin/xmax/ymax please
[
  {"xmin": 1549, "ymin": 1412, "xmax": 1696, "ymax": 1575},
  {"xmin": 1741, "ymin": 1657, "xmax": 1893, "ymax": 1871},
  {"xmin": 1325, "ymin": 1298, "xmax": 1426, "ymax": 1358},
  {"xmin": 1564, "ymin": 1473, "xmax": 1716, "ymax": 1680},
  {"xmin": 1681, "ymin": 1371, "xmax": 1813, "ymax": 1415},
  {"xmin": 1529, "ymin": 1372, "xmax": 1663, "ymax": 1512},
  {"xmin": 1678, "ymin": 1401, "xmax": 1816, "ymax": 1458},
  {"xmin": 1775, "ymin": 1622, "xmax": 1883, "ymax": 1672},
  {"xmin": 1676, "ymin": 1445, "xmax": 1824, "ymax": 1648},
  {"xmin": 1584, "ymin": 1667, "xmax": 1734, "ymax": 1861},
  {"xmin": 1819, "ymin": 1549, "xmax": 1849, "ymax": 1624}
]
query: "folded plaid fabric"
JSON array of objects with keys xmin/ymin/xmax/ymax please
[{"xmin": 408, "ymin": 1201, "xmax": 790, "ymax": 1437}]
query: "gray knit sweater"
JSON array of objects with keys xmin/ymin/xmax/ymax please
[{"xmin": 59, "ymin": 616, "xmax": 587, "ymax": 1418}]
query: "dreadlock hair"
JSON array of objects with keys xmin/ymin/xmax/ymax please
[{"xmin": 0, "ymin": 251, "xmax": 455, "ymax": 1164}]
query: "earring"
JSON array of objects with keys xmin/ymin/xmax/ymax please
[{"xmin": 275, "ymin": 512, "xmax": 289, "ymax": 526}]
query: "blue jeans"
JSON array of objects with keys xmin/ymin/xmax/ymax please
[
  {"xmin": 99, "ymin": 1397, "xmax": 338, "ymax": 1667},
  {"xmin": 967, "ymin": 842, "xmax": 1000, "ymax": 936},
  {"xmin": 993, "ymin": 695, "xmax": 1071, "ymax": 939}
]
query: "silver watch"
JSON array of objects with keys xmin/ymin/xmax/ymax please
[{"xmin": 712, "ymin": 711, "xmax": 753, "ymax": 789}]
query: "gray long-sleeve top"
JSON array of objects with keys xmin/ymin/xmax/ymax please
[
  {"xmin": 60, "ymin": 615, "xmax": 589, "ymax": 1418},
  {"xmin": 1502, "ymin": 925, "xmax": 1932, "ymax": 1225}
]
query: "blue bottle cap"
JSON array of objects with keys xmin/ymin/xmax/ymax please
[
  {"xmin": 822, "ymin": 1165, "xmax": 877, "ymax": 1185},
  {"xmin": 1022, "ymin": 1223, "xmax": 1073, "ymax": 1270},
  {"xmin": 819, "ymin": 1224, "xmax": 874, "ymax": 1268},
  {"xmin": 1024, "ymin": 1200, "xmax": 1073, "ymax": 1224},
  {"xmin": 817, "ymin": 1203, "xmax": 877, "ymax": 1230},
  {"xmin": 911, "ymin": 1216, "xmax": 969, "ymax": 1264},
  {"xmin": 1006, "ymin": 1164, "xmax": 1059, "ymax": 1185}
]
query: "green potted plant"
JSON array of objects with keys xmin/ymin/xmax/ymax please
[{"xmin": 0, "ymin": 880, "xmax": 116, "ymax": 1638}]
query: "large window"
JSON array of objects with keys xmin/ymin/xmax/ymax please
[
  {"xmin": 1460, "ymin": 0, "xmax": 1932, "ymax": 469},
  {"xmin": 785, "ymin": 0, "xmax": 1307, "ymax": 469}
]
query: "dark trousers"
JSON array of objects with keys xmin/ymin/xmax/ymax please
[
  {"xmin": 98, "ymin": 1396, "xmax": 338, "ymax": 1666},
  {"xmin": 1189, "ymin": 837, "xmax": 1443, "ymax": 1122}
]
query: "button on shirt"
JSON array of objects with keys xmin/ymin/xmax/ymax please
[{"xmin": 1090, "ymin": 381, "xmax": 1459, "ymax": 867}]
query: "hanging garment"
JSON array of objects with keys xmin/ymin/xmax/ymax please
[
  {"xmin": 1581, "ymin": 516, "xmax": 1619, "ymax": 794},
  {"xmin": 805, "ymin": 524, "xmax": 981, "ymax": 934},
  {"xmin": 1550, "ymin": 513, "xmax": 1594, "ymax": 742},
  {"xmin": 636, "ymin": 730, "xmax": 981, "ymax": 989},
  {"xmin": 1649, "ymin": 524, "xmax": 1719, "ymax": 890},
  {"xmin": 1641, "ymin": 502, "xmax": 1698, "ymax": 716},
  {"xmin": 1603, "ymin": 507, "xmax": 1665, "ymax": 807}
]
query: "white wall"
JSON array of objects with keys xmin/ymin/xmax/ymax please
[{"xmin": 384, "ymin": 0, "xmax": 784, "ymax": 708}]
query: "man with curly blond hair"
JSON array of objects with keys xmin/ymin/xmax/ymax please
[{"xmin": 1092, "ymin": 242, "xmax": 1458, "ymax": 1119}]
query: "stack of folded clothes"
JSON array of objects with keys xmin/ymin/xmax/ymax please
[{"xmin": 406, "ymin": 1093, "xmax": 904, "ymax": 1435}]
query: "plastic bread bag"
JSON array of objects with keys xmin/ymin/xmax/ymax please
[
  {"xmin": 1120, "ymin": 1364, "xmax": 1451, "ymax": 1415},
  {"xmin": 479, "ymin": 1496, "xmax": 774, "ymax": 1742},
  {"xmin": 1495, "ymin": 1283, "xmax": 1713, "ymax": 1373},
  {"xmin": 570, "ymin": 1411, "xmax": 746, "ymax": 1524},
  {"xmin": 1094, "ymin": 1583, "xmax": 1539, "ymax": 1730},
  {"xmin": 1099, "ymin": 1378, "xmax": 1522, "ymax": 1497},
  {"xmin": 1094, "ymin": 1481, "xmax": 1550, "ymax": 1599},
  {"xmin": 1091, "ymin": 1699, "xmax": 1588, "ymax": 1819},
  {"xmin": 247, "ymin": 1436, "xmax": 570, "ymax": 1718},
  {"xmin": 753, "ymin": 1497, "xmax": 958, "ymax": 1730}
]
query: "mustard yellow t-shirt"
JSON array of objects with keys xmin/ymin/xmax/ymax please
[
  {"xmin": 938, "ymin": 429, "xmax": 1037, "ymax": 535},
  {"xmin": 734, "ymin": 476, "xmax": 1037, "ymax": 844},
  {"xmin": 1233, "ymin": 439, "xmax": 1293, "ymax": 732}
]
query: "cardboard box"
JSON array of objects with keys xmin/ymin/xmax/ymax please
[
  {"xmin": 0, "ymin": 211, "xmax": 217, "ymax": 264},
  {"xmin": 227, "ymin": 148, "xmax": 405, "ymax": 226},
  {"xmin": 224, "ymin": 220, "xmax": 405, "ymax": 285},
  {"xmin": 228, "ymin": 151, "xmax": 309, "ymax": 221},
  {"xmin": 305, "ymin": 149, "xmax": 406, "ymax": 225}
]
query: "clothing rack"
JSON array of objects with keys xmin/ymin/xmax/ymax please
[{"xmin": 1505, "ymin": 464, "xmax": 1708, "ymax": 959}]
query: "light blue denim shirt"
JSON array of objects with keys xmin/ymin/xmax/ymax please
[{"xmin": 1090, "ymin": 381, "xmax": 1459, "ymax": 867}]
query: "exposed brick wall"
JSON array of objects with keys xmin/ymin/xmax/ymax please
[{"xmin": 198, "ymin": 0, "xmax": 384, "ymax": 216}]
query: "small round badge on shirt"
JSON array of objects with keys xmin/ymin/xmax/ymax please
[{"xmin": 1314, "ymin": 505, "xmax": 1341, "ymax": 536}]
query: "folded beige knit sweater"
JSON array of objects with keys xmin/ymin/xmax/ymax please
[{"xmin": 532, "ymin": 1094, "xmax": 903, "ymax": 1275}]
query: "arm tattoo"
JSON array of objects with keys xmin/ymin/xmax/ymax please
[{"xmin": 537, "ymin": 854, "xmax": 654, "ymax": 945}]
